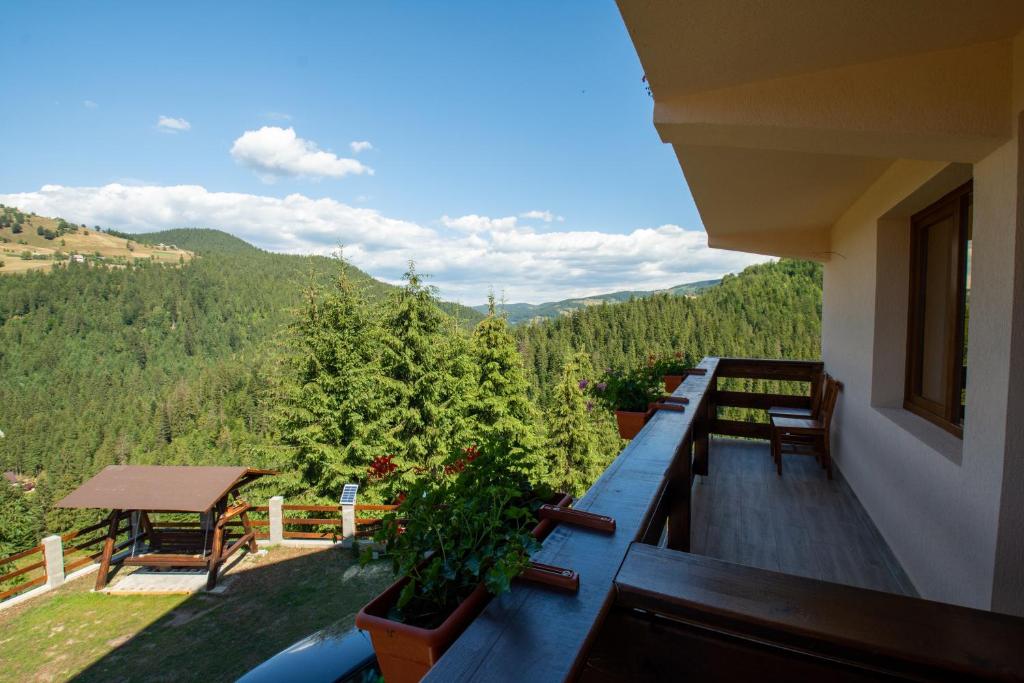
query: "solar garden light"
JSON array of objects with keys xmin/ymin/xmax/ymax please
[{"xmin": 340, "ymin": 484, "xmax": 358, "ymax": 540}]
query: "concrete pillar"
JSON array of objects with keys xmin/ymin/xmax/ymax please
[
  {"xmin": 268, "ymin": 496, "xmax": 284, "ymax": 545},
  {"xmin": 341, "ymin": 493, "xmax": 357, "ymax": 540},
  {"xmin": 42, "ymin": 535, "xmax": 64, "ymax": 588}
]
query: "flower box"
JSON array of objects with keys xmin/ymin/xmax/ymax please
[{"xmin": 356, "ymin": 492, "xmax": 572, "ymax": 683}]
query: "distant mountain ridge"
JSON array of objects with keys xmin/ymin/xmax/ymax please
[
  {"xmin": 130, "ymin": 227, "xmax": 483, "ymax": 324},
  {"xmin": 479, "ymin": 278, "xmax": 721, "ymax": 324}
]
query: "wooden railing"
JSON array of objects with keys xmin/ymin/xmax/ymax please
[
  {"xmin": 0, "ymin": 543, "xmax": 46, "ymax": 602},
  {"xmin": 427, "ymin": 357, "xmax": 1024, "ymax": 682},
  {"xmin": 0, "ymin": 500, "xmax": 400, "ymax": 604},
  {"xmin": 249, "ymin": 503, "xmax": 398, "ymax": 540},
  {"xmin": 711, "ymin": 357, "xmax": 823, "ymax": 440},
  {"xmin": 61, "ymin": 513, "xmax": 138, "ymax": 574}
]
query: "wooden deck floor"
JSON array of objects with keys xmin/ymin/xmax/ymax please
[{"xmin": 690, "ymin": 438, "xmax": 916, "ymax": 596}]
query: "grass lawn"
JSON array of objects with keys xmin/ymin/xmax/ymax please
[{"xmin": 0, "ymin": 545, "xmax": 393, "ymax": 683}]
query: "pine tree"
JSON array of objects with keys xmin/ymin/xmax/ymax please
[
  {"xmin": 468, "ymin": 295, "xmax": 544, "ymax": 479},
  {"xmin": 280, "ymin": 259, "xmax": 396, "ymax": 499},
  {"xmin": 379, "ymin": 262, "xmax": 475, "ymax": 477},
  {"xmin": 545, "ymin": 352, "xmax": 602, "ymax": 496}
]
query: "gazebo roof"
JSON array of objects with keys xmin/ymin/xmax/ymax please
[{"xmin": 56, "ymin": 465, "xmax": 274, "ymax": 512}]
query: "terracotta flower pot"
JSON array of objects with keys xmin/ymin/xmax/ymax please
[
  {"xmin": 356, "ymin": 491, "xmax": 572, "ymax": 683},
  {"xmin": 615, "ymin": 409, "xmax": 649, "ymax": 439},
  {"xmin": 663, "ymin": 375, "xmax": 684, "ymax": 393},
  {"xmin": 357, "ymin": 578, "xmax": 489, "ymax": 683}
]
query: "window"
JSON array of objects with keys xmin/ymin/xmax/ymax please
[{"xmin": 905, "ymin": 181, "xmax": 971, "ymax": 437}]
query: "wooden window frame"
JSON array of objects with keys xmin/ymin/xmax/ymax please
[{"xmin": 904, "ymin": 181, "xmax": 971, "ymax": 439}]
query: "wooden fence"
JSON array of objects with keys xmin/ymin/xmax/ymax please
[
  {"xmin": 0, "ymin": 543, "xmax": 46, "ymax": 602},
  {"xmin": 249, "ymin": 503, "xmax": 398, "ymax": 540},
  {"xmin": 0, "ymin": 500, "xmax": 399, "ymax": 606}
]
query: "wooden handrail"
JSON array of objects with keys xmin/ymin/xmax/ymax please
[
  {"xmin": 426, "ymin": 356, "xmax": 1024, "ymax": 682},
  {"xmin": 603, "ymin": 543, "xmax": 1024, "ymax": 681},
  {"xmin": 425, "ymin": 356, "xmax": 720, "ymax": 682}
]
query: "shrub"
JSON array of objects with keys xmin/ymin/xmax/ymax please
[{"xmin": 369, "ymin": 444, "xmax": 549, "ymax": 628}]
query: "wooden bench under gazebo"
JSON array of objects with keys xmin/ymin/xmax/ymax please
[{"xmin": 56, "ymin": 465, "xmax": 275, "ymax": 591}]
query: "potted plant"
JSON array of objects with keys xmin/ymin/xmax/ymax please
[
  {"xmin": 593, "ymin": 366, "xmax": 663, "ymax": 439},
  {"xmin": 655, "ymin": 351, "xmax": 697, "ymax": 393},
  {"xmin": 356, "ymin": 445, "xmax": 567, "ymax": 683}
]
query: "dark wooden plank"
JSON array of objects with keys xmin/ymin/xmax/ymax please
[
  {"xmin": 715, "ymin": 358, "xmax": 823, "ymax": 382},
  {"xmin": 64, "ymin": 555, "xmax": 99, "ymax": 573},
  {"xmin": 122, "ymin": 554, "xmax": 209, "ymax": 567},
  {"xmin": 220, "ymin": 532, "xmax": 255, "ymax": 561},
  {"xmin": 94, "ymin": 509, "xmax": 121, "ymax": 591},
  {"xmin": 60, "ymin": 519, "xmax": 109, "ymax": 542},
  {"xmin": 0, "ymin": 558, "xmax": 46, "ymax": 583},
  {"xmin": 713, "ymin": 391, "xmax": 811, "ymax": 410},
  {"xmin": 712, "ymin": 419, "xmax": 771, "ymax": 440},
  {"xmin": 282, "ymin": 530, "xmax": 338, "ymax": 539},
  {"xmin": 614, "ymin": 543, "xmax": 1024, "ymax": 682},
  {"xmin": 282, "ymin": 517, "xmax": 340, "ymax": 525},
  {"xmin": 582, "ymin": 607, "xmax": 878, "ymax": 683},
  {"xmin": 423, "ymin": 357, "xmax": 720, "ymax": 683},
  {"xmin": 0, "ymin": 574, "xmax": 47, "ymax": 601},
  {"xmin": 0, "ymin": 544, "xmax": 44, "ymax": 567}
]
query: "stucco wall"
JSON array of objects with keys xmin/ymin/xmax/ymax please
[{"xmin": 823, "ymin": 54, "xmax": 1023, "ymax": 610}]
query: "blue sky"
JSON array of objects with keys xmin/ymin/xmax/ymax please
[{"xmin": 0, "ymin": 1, "xmax": 766, "ymax": 304}]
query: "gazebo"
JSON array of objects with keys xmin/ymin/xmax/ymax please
[{"xmin": 56, "ymin": 465, "xmax": 274, "ymax": 590}]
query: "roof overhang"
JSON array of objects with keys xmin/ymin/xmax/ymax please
[
  {"xmin": 617, "ymin": 0, "xmax": 1024, "ymax": 260},
  {"xmin": 56, "ymin": 465, "xmax": 276, "ymax": 512}
]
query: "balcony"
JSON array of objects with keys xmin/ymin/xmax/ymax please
[
  {"xmin": 425, "ymin": 357, "xmax": 1024, "ymax": 682},
  {"xmin": 692, "ymin": 439, "xmax": 914, "ymax": 595}
]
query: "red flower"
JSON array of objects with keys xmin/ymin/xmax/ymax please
[
  {"xmin": 368, "ymin": 454, "xmax": 398, "ymax": 480},
  {"xmin": 444, "ymin": 458, "xmax": 467, "ymax": 475}
]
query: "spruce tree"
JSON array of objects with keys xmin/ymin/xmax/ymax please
[
  {"xmin": 468, "ymin": 294, "xmax": 544, "ymax": 480},
  {"xmin": 379, "ymin": 262, "xmax": 475, "ymax": 477},
  {"xmin": 545, "ymin": 352, "xmax": 601, "ymax": 496},
  {"xmin": 280, "ymin": 259, "xmax": 395, "ymax": 499}
]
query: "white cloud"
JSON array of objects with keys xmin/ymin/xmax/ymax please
[
  {"xmin": 440, "ymin": 214, "xmax": 520, "ymax": 233},
  {"xmin": 265, "ymin": 111, "xmax": 293, "ymax": 121},
  {"xmin": 349, "ymin": 140, "xmax": 373, "ymax": 154},
  {"xmin": 0, "ymin": 184, "xmax": 771, "ymax": 304},
  {"xmin": 231, "ymin": 127, "xmax": 372, "ymax": 181},
  {"xmin": 83, "ymin": 100, "xmax": 98, "ymax": 109},
  {"xmin": 519, "ymin": 209, "xmax": 563, "ymax": 223},
  {"xmin": 157, "ymin": 116, "xmax": 191, "ymax": 132}
]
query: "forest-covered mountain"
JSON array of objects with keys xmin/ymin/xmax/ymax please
[
  {"xmin": 476, "ymin": 278, "xmax": 720, "ymax": 324},
  {"xmin": 0, "ymin": 224, "xmax": 481, "ymax": 551},
  {"xmin": 0, "ymin": 213, "xmax": 821, "ymax": 557}
]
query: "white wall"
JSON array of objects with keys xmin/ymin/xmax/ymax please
[{"xmin": 823, "ymin": 45, "xmax": 1024, "ymax": 611}]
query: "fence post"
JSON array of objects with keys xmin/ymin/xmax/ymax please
[
  {"xmin": 268, "ymin": 496, "xmax": 284, "ymax": 545},
  {"xmin": 42, "ymin": 535, "xmax": 64, "ymax": 589},
  {"xmin": 341, "ymin": 484, "xmax": 358, "ymax": 540}
]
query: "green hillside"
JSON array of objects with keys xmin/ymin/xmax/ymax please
[
  {"xmin": 479, "ymin": 278, "xmax": 721, "ymax": 324},
  {"xmin": 0, "ymin": 207, "xmax": 821, "ymax": 557},
  {"xmin": 0, "ymin": 219, "xmax": 481, "ymax": 550},
  {"xmin": 517, "ymin": 260, "xmax": 821, "ymax": 402},
  {"xmin": 131, "ymin": 228, "xmax": 480, "ymax": 323}
]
